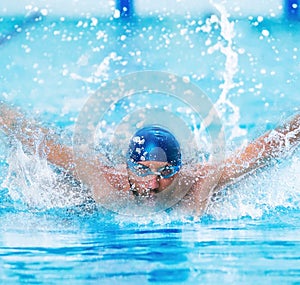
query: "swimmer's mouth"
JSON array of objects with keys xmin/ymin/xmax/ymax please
[{"xmin": 131, "ymin": 188, "xmax": 160, "ymax": 198}]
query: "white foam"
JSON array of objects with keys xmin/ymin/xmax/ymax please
[
  {"xmin": 207, "ymin": 151, "xmax": 300, "ymax": 220},
  {"xmin": 2, "ymin": 143, "xmax": 90, "ymax": 210}
]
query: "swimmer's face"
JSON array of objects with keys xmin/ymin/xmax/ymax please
[{"xmin": 127, "ymin": 161, "xmax": 179, "ymax": 198}]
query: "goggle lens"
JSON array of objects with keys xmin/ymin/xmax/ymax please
[{"xmin": 128, "ymin": 161, "xmax": 179, "ymax": 178}]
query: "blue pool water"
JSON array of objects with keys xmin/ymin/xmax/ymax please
[{"xmin": 1, "ymin": 5, "xmax": 300, "ymax": 284}]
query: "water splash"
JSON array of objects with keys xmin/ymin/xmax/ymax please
[
  {"xmin": 1, "ymin": 143, "xmax": 90, "ymax": 210},
  {"xmin": 70, "ymin": 51, "xmax": 121, "ymax": 84},
  {"xmin": 207, "ymin": 152, "xmax": 300, "ymax": 220},
  {"xmin": 206, "ymin": 1, "xmax": 247, "ymax": 140}
]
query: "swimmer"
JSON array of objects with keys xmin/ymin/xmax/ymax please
[{"xmin": 1, "ymin": 100, "xmax": 300, "ymax": 215}]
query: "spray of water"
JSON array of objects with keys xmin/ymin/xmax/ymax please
[
  {"xmin": 207, "ymin": 153, "xmax": 300, "ymax": 220},
  {"xmin": 1, "ymin": 143, "xmax": 90, "ymax": 210},
  {"xmin": 204, "ymin": 1, "xmax": 247, "ymax": 140}
]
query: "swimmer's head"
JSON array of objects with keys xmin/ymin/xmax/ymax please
[
  {"xmin": 126, "ymin": 125, "xmax": 181, "ymax": 197},
  {"xmin": 127, "ymin": 125, "xmax": 182, "ymax": 178}
]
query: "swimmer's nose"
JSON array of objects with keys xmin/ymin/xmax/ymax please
[{"xmin": 146, "ymin": 175, "xmax": 160, "ymax": 190}]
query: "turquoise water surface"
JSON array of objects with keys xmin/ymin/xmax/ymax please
[{"xmin": 0, "ymin": 7, "xmax": 300, "ymax": 284}]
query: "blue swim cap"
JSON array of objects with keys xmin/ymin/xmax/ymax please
[{"xmin": 127, "ymin": 125, "xmax": 181, "ymax": 167}]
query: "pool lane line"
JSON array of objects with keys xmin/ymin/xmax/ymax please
[{"xmin": 0, "ymin": 11, "xmax": 43, "ymax": 46}]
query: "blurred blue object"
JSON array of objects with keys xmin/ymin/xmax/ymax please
[
  {"xmin": 0, "ymin": 11, "xmax": 43, "ymax": 46},
  {"xmin": 285, "ymin": 0, "xmax": 299, "ymax": 20},
  {"xmin": 116, "ymin": 0, "xmax": 134, "ymax": 17}
]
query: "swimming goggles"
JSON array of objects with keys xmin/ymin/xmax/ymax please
[{"xmin": 127, "ymin": 160, "xmax": 180, "ymax": 179}]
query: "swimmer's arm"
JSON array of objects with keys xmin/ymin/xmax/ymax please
[
  {"xmin": 0, "ymin": 102, "xmax": 98, "ymax": 180},
  {"xmin": 0, "ymin": 102, "xmax": 128, "ymax": 201},
  {"xmin": 216, "ymin": 113, "xmax": 300, "ymax": 189},
  {"xmin": 0, "ymin": 101, "xmax": 76, "ymax": 171}
]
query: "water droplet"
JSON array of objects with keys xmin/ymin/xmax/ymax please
[{"xmin": 262, "ymin": 29, "xmax": 270, "ymax": 37}]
